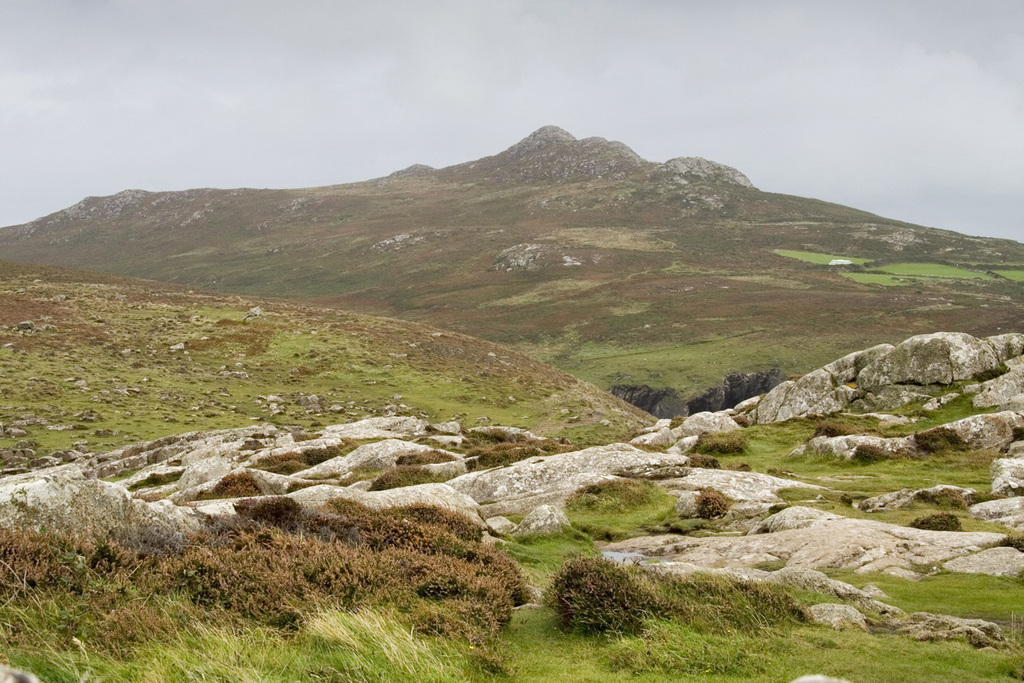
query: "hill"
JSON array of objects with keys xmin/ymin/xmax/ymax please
[
  {"xmin": 0, "ymin": 260, "xmax": 646, "ymax": 458},
  {"xmin": 3, "ymin": 126, "xmax": 1023, "ymax": 403}
]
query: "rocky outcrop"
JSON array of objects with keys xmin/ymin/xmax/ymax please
[
  {"xmin": 943, "ymin": 547, "xmax": 1024, "ymax": 577},
  {"xmin": 859, "ymin": 485, "xmax": 975, "ymax": 512},
  {"xmin": 0, "ymin": 466, "xmax": 203, "ymax": 546},
  {"xmin": 601, "ymin": 506, "xmax": 1003, "ymax": 575},
  {"xmin": 796, "ymin": 434, "xmax": 917, "ymax": 460},
  {"xmin": 991, "ymin": 457, "xmax": 1024, "ymax": 497}
]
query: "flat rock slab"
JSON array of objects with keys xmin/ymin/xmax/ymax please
[
  {"xmin": 602, "ymin": 506, "xmax": 1002, "ymax": 574},
  {"xmin": 659, "ymin": 469, "xmax": 825, "ymax": 504},
  {"xmin": 943, "ymin": 547, "xmax": 1024, "ymax": 577},
  {"xmin": 287, "ymin": 482, "xmax": 482, "ymax": 521}
]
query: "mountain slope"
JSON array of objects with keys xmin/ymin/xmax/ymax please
[
  {"xmin": 3, "ymin": 126, "xmax": 1023, "ymax": 400},
  {"xmin": 0, "ymin": 260, "xmax": 646, "ymax": 457}
]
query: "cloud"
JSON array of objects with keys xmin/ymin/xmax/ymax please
[{"xmin": 1, "ymin": 0, "xmax": 1021, "ymax": 241}]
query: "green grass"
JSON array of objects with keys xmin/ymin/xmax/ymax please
[
  {"xmin": 842, "ymin": 272, "xmax": 907, "ymax": 286},
  {"xmin": 773, "ymin": 249, "xmax": 872, "ymax": 265},
  {"xmin": 564, "ymin": 479, "xmax": 678, "ymax": 541},
  {"xmin": 874, "ymin": 263, "xmax": 991, "ymax": 279},
  {"xmin": 996, "ymin": 270, "xmax": 1024, "ymax": 282}
]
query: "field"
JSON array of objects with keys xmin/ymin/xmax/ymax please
[
  {"xmin": 841, "ymin": 272, "xmax": 906, "ymax": 286},
  {"xmin": 996, "ymin": 270, "xmax": 1024, "ymax": 282},
  {"xmin": 874, "ymin": 263, "xmax": 991, "ymax": 279},
  {"xmin": 773, "ymin": 249, "xmax": 872, "ymax": 265}
]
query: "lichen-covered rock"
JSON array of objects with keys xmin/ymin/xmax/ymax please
[
  {"xmin": 857, "ymin": 332, "xmax": 1001, "ymax": 392},
  {"xmin": 755, "ymin": 370, "xmax": 855, "ymax": 424},
  {"xmin": 512, "ymin": 504, "xmax": 571, "ymax": 537},
  {"xmin": 630, "ymin": 427, "xmax": 675, "ymax": 447},
  {"xmin": 287, "ymin": 482, "xmax": 482, "ymax": 520},
  {"xmin": 893, "ymin": 612, "xmax": 1003, "ymax": 648},
  {"xmin": 990, "ymin": 457, "xmax": 1024, "ymax": 497},
  {"xmin": 986, "ymin": 333, "xmax": 1024, "ymax": 364},
  {"xmin": 672, "ymin": 411, "xmax": 742, "ymax": 437},
  {"xmin": 601, "ymin": 506, "xmax": 1002, "ymax": 574},
  {"xmin": 805, "ymin": 603, "xmax": 868, "ymax": 630},
  {"xmin": 485, "ymin": 516, "xmax": 517, "ymax": 535},
  {"xmin": 916, "ymin": 412, "xmax": 1024, "ymax": 453},
  {"xmin": 446, "ymin": 444, "xmax": 691, "ymax": 516},
  {"xmin": 766, "ymin": 566, "xmax": 902, "ymax": 615},
  {"xmin": 295, "ymin": 440, "xmax": 460, "ymax": 479},
  {"xmin": 797, "ymin": 434, "xmax": 916, "ymax": 460},
  {"xmin": 859, "ymin": 485, "xmax": 975, "ymax": 512},
  {"xmin": 973, "ymin": 366, "xmax": 1024, "ymax": 409},
  {"xmin": 969, "ymin": 496, "xmax": 1024, "ymax": 530},
  {"xmin": 663, "ymin": 469, "xmax": 824, "ymax": 505},
  {"xmin": 0, "ymin": 466, "xmax": 203, "ymax": 542},
  {"xmin": 943, "ymin": 547, "xmax": 1024, "ymax": 577},
  {"xmin": 319, "ymin": 416, "xmax": 428, "ymax": 440}
]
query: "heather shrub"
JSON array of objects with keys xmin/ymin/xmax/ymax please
[
  {"xmin": 128, "ymin": 470, "xmax": 183, "ymax": 490},
  {"xmin": 915, "ymin": 427, "xmax": 969, "ymax": 454},
  {"xmin": 999, "ymin": 534, "xmax": 1024, "ymax": 552},
  {"xmin": 813, "ymin": 419, "xmax": 860, "ymax": 438},
  {"xmin": 695, "ymin": 488, "xmax": 730, "ymax": 519},
  {"xmin": 851, "ymin": 444, "xmax": 887, "ymax": 463},
  {"xmin": 368, "ymin": 465, "xmax": 447, "ymax": 491},
  {"xmin": 909, "ymin": 512, "xmax": 962, "ymax": 531},
  {"xmin": 566, "ymin": 479, "xmax": 665, "ymax": 514},
  {"xmin": 918, "ymin": 488, "xmax": 969, "ymax": 509},
  {"xmin": 198, "ymin": 470, "xmax": 263, "ymax": 499},
  {"xmin": 465, "ymin": 439, "xmax": 573, "ymax": 471},
  {"xmin": 255, "ymin": 441, "xmax": 354, "ymax": 474},
  {"xmin": 687, "ymin": 453, "xmax": 721, "ymax": 469},
  {"xmin": 396, "ymin": 449, "xmax": 458, "ymax": 466},
  {"xmin": 546, "ymin": 557, "xmax": 658, "ymax": 634},
  {"xmin": 695, "ymin": 431, "xmax": 747, "ymax": 455},
  {"xmin": 390, "ymin": 504, "xmax": 484, "ymax": 542}
]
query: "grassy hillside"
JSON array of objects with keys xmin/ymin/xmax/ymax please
[
  {"xmin": 3, "ymin": 127, "xmax": 1023, "ymax": 397},
  {"xmin": 0, "ymin": 261, "xmax": 646, "ymax": 457}
]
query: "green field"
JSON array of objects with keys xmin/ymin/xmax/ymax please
[
  {"xmin": 773, "ymin": 249, "xmax": 872, "ymax": 265},
  {"xmin": 875, "ymin": 263, "xmax": 990, "ymax": 279},
  {"xmin": 842, "ymin": 272, "xmax": 907, "ymax": 287},
  {"xmin": 995, "ymin": 270, "xmax": 1024, "ymax": 281}
]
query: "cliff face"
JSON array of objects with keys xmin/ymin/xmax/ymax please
[{"xmin": 612, "ymin": 369, "xmax": 786, "ymax": 418}]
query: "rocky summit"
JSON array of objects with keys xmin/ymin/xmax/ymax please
[{"xmin": 4, "ymin": 327, "xmax": 1024, "ymax": 680}]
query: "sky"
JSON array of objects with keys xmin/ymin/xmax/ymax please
[{"xmin": 2, "ymin": 0, "xmax": 1022, "ymax": 242}]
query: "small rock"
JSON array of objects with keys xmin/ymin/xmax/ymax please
[
  {"xmin": 804, "ymin": 603, "xmax": 868, "ymax": 631},
  {"xmin": 512, "ymin": 504, "xmax": 571, "ymax": 537}
]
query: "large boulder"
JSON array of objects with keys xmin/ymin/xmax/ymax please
[
  {"xmin": 756, "ymin": 370, "xmax": 856, "ymax": 424},
  {"xmin": 990, "ymin": 457, "xmax": 1024, "ymax": 497},
  {"xmin": 661, "ymin": 469, "xmax": 825, "ymax": 505},
  {"xmin": 973, "ymin": 365, "xmax": 1024, "ymax": 409},
  {"xmin": 673, "ymin": 411, "xmax": 742, "ymax": 437},
  {"xmin": 915, "ymin": 412, "xmax": 1024, "ymax": 453},
  {"xmin": 0, "ymin": 466, "xmax": 203, "ymax": 543},
  {"xmin": 804, "ymin": 603, "xmax": 868, "ymax": 631},
  {"xmin": 970, "ymin": 496, "xmax": 1024, "ymax": 529},
  {"xmin": 797, "ymin": 435, "xmax": 916, "ymax": 460},
  {"xmin": 859, "ymin": 485, "xmax": 975, "ymax": 512},
  {"xmin": 857, "ymin": 332, "xmax": 1001, "ymax": 392}
]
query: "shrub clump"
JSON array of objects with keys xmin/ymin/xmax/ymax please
[
  {"xmin": 813, "ymin": 419, "xmax": 860, "ymax": 438},
  {"xmin": 199, "ymin": 471, "xmax": 263, "ymax": 499},
  {"xmin": 694, "ymin": 432, "xmax": 747, "ymax": 455},
  {"xmin": 566, "ymin": 479, "xmax": 665, "ymax": 515},
  {"xmin": 687, "ymin": 453, "xmax": 721, "ymax": 469},
  {"xmin": 917, "ymin": 488, "xmax": 969, "ymax": 509},
  {"xmin": 254, "ymin": 441, "xmax": 354, "ymax": 475},
  {"xmin": 396, "ymin": 450, "xmax": 458, "ymax": 466},
  {"xmin": 695, "ymin": 488, "xmax": 730, "ymax": 520},
  {"xmin": 908, "ymin": 512, "xmax": 962, "ymax": 531},
  {"xmin": 368, "ymin": 466, "xmax": 447, "ymax": 491},
  {"xmin": 546, "ymin": 557, "xmax": 658, "ymax": 634},
  {"xmin": 128, "ymin": 470, "xmax": 184, "ymax": 491},
  {"xmin": 547, "ymin": 557, "xmax": 803, "ymax": 637},
  {"xmin": 464, "ymin": 438, "xmax": 573, "ymax": 471},
  {"xmin": 851, "ymin": 444, "xmax": 888, "ymax": 464},
  {"xmin": 998, "ymin": 534, "xmax": 1024, "ymax": 552},
  {"xmin": 914, "ymin": 427, "xmax": 969, "ymax": 454}
]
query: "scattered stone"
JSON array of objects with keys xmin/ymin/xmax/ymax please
[{"xmin": 485, "ymin": 516, "xmax": 517, "ymax": 535}]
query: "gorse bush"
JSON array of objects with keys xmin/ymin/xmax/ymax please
[
  {"xmin": 694, "ymin": 431, "xmax": 747, "ymax": 455},
  {"xmin": 908, "ymin": 512, "xmax": 962, "ymax": 531}
]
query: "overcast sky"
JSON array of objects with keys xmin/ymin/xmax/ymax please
[{"xmin": 2, "ymin": 0, "xmax": 1022, "ymax": 241}]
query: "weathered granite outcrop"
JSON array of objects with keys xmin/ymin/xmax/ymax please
[{"xmin": 601, "ymin": 506, "xmax": 1003, "ymax": 575}]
